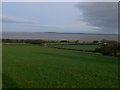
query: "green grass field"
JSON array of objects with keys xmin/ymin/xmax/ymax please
[
  {"xmin": 48, "ymin": 42, "xmax": 96, "ymax": 45},
  {"xmin": 53, "ymin": 45, "xmax": 101, "ymax": 50},
  {"xmin": 3, "ymin": 44, "xmax": 118, "ymax": 88},
  {"xmin": 48, "ymin": 42, "xmax": 74, "ymax": 45}
]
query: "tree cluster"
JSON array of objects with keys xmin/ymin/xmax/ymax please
[{"xmin": 95, "ymin": 40, "xmax": 120, "ymax": 56}]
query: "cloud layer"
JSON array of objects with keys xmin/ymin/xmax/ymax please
[
  {"xmin": 76, "ymin": 2, "xmax": 118, "ymax": 33},
  {"xmin": 1, "ymin": 15, "xmax": 37, "ymax": 24}
]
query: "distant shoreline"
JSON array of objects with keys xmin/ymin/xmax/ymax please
[{"xmin": 2, "ymin": 32, "xmax": 118, "ymax": 35}]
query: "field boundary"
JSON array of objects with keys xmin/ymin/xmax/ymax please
[
  {"xmin": 50, "ymin": 47, "xmax": 96, "ymax": 52},
  {"xmin": 48, "ymin": 43, "xmax": 99, "ymax": 46},
  {"xmin": 50, "ymin": 47, "xmax": 120, "ymax": 57}
]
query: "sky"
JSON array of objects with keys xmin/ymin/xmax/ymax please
[{"xmin": 1, "ymin": 2, "xmax": 118, "ymax": 34}]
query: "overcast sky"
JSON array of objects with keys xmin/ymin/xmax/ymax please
[{"xmin": 1, "ymin": 2, "xmax": 118, "ymax": 34}]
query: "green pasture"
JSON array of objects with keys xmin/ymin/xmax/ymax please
[
  {"xmin": 47, "ymin": 42, "xmax": 76, "ymax": 45},
  {"xmin": 2, "ymin": 44, "xmax": 118, "ymax": 88},
  {"xmin": 53, "ymin": 45, "xmax": 101, "ymax": 50}
]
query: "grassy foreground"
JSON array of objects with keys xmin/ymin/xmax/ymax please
[{"xmin": 3, "ymin": 44, "xmax": 118, "ymax": 88}]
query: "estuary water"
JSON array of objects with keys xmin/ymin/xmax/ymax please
[{"xmin": 2, "ymin": 32, "xmax": 118, "ymax": 41}]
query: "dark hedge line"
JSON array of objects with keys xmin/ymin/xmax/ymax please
[{"xmin": 2, "ymin": 39, "xmax": 58, "ymax": 44}]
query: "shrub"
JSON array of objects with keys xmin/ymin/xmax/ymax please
[
  {"xmin": 75, "ymin": 40, "xmax": 79, "ymax": 44},
  {"xmin": 93, "ymin": 40, "xmax": 99, "ymax": 44},
  {"xmin": 95, "ymin": 48, "xmax": 101, "ymax": 53},
  {"xmin": 95, "ymin": 40, "xmax": 120, "ymax": 56},
  {"xmin": 101, "ymin": 39, "xmax": 109, "ymax": 44}
]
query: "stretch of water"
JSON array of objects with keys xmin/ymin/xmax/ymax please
[{"xmin": 2, "ymin": 32, "xmax": 118, "ymax": 41}]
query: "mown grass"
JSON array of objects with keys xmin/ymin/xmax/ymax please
[
  {"xmin": 3, "ymin": 44, "xmax": 118, "ymax": 88},
  {"xmin": 53, "ymin": 45, "xmax": 101, "ymax": 50},
  {"xmin": 47, "ymin": 42, "xmax": 76, "ymax": 45}
]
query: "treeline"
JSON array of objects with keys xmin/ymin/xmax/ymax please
[
  {"xmin": 2, "ymin": 39, "xmax": 58, "ymax": 44},
  {"xmin": 95, "ymin": 40, "xmax": 120, "ymax": 56}
]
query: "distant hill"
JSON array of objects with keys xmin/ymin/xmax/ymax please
[{"xmin": 44, "ymin": 32, "xmax": 117, "ymax": 35}]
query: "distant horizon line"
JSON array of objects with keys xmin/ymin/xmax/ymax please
[{"xmin": 2, "ymin": 31, "xmax": 118, "ymax": 35}]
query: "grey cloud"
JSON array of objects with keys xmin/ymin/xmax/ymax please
[
  {"xmin": 76, "ymin": 2, "xmax": 118, "ymax": 33},
  {"xmin": 1, "ymin": 15, "xmax": 37, "ymax": 24},
  {"xmin": 30, "ymin": 25, "xmax": 61, "ymax": 29}
]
